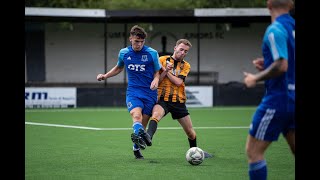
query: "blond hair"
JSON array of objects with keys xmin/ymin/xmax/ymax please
[{"xmin": 176, "ymin": 39, "xmax": 192, "ymax": 48}]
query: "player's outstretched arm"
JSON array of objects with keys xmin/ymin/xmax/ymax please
[{"xmin": 97, "ymin": 65, "xmax": 124, "ymax": 81}]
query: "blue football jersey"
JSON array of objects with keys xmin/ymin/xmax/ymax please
[
  {"xmin": 277, "ymin": 14, "xmax": 295, "ymax": 112},
  {"xmin": 260, "ymin": 13, "xmax": 295, "ymax": 111},
  {"xmin": 117, "ymin": 45, "xmax": 161, "ymax": 97}
]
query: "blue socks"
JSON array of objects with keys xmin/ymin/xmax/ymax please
[
  {"xmin": 249, "ymin": 160, "xmax": 267, "ymax": 180},
  {"xmin": 132, "ymin": 122, "xmax": 143, "ymax": 135},
  {"xmin": 133, "ymin": 144, "xmax": 139, "ymax": 150},
  {"xmin": 132, "ymin": 122, "xmax": 144, "ymax": 151}
]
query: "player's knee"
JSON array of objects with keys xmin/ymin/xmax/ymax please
[
  {"xmin": 246, "ymin": 149, "xmax": 255, "ymax": 161},
  {"xmin": 151, "ymin": 112, "xmax": 162, "ymax": 121},
  {"xmin": 246, "ymin": 147, "xmax": 264, "ymax": 162},
  {"xmin": 131, "ymin": 111, "xmax": 142, "ymax": 121}
]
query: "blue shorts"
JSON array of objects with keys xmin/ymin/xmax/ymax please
[
  {"xmin": 249, "ymin": 106, "xmax": 295, "ymax": 141},
  {"xmin": 126, "ymin": 94, "xmax": 157, "ymax": 116}
]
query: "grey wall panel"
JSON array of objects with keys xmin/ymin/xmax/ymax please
[{"xmin": 45, "ymin": 23, "xmax": 105, "ymax": 83}]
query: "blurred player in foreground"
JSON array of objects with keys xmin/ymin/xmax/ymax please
[
  {"xmin": 97, "ymin": 25, "xmax": 161, "ymax": 159},
  {"xmin": 243, "ymin": 0, "xmax": 295, "ymax": 179}
]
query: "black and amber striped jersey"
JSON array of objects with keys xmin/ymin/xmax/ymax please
[{"xmin": 157, "ymin": 55, "xmax": 191, "ymax": 103}]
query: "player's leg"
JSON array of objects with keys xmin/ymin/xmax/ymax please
[
  {"xmin": 284, "ymin": 129, "xmax": 295, "ymax": 156},
  {"xmin": 147, "ymin": 101, "xmax": 167, "ymax": 140},
  {"xmin": 130, "ymin": 108, "xmax": 147, "ymax": 159},
  {"xmin": 137, "ymin": 97, "xmax": 158, "ymax": 147},
  {"xmin": 247, "ymin": 107, "xmax": 283, "ymax": 180},
  {"xmin": 126, "ymin": 95, "xmax": 147, "ymax": 159},
  {"xmin": 283, "ymin": 111, "xmax": 295, "ymax": 156},
  {"xmin": 172, "ymin": 103, "xmax": 196, "ymax": 147},
  {"xmin": 130, "ymin": 107, "xmax": 147, "ymax": 150},
  {"xmin": 130, "ymin": 107, "xmax": 144, "ymax": 133},
  {"xmin": 177, "ymin": 115, "xmax": 196, "ymax": 146},
  {"xmin": 171, "ymin": 103, "xmax": 196, "ymax": 147},
  {"xmin": 246, "ymin": 135, "xmax": 271, "ymax": 180},
  {"xmin": 177, "ymin": 115, "xmax": 212, "ymax": 158},
  {"xmin": 142, "ymin": 114, "xmax": 150, "ymax": 129},
  {"xmin": 138, "ymin": 114, "xmax": 152, "ymax": 146},
  {"xmin": 171, "ymin": 102, "xmax": 212, "ymax": 158}
]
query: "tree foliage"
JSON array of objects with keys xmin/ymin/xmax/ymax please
[{"xmin": 25, "ymin": 0, "xmax": 268, "ymax": 9}]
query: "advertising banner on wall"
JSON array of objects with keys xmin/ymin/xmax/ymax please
[
  {"xmin": 25, "ymin": 87, "xmax": 76, "ymax": 108},
  {"xmin": 185, "ymin": 86, "xmax": 213, "ymax": 107}
]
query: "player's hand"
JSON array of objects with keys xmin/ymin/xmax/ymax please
[
  {"xmin": 97, "ymin": 74, "xmax": 106, "ymax": 81},
  {"xmin": 150, "ymin": 78, "xmax": 159, "ymax": 90},
  {"xmin": 253, "ymin": 58, "xmax": 264, "ymax": 71},
  {"xmin": 243, "ymin": 72, "xmax": 257, "ymax": 88},
  {"xmin": 166, "ymin": 62, "xmax": 173, "ymax": 72}
]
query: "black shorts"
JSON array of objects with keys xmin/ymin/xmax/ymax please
[{"xmin": 157, "ymin": 99, "xmax": 189, "ymax": 120}]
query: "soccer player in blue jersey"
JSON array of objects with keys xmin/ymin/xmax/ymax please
[
  {"xmin": 243, "ymin": 0, "xmax": 295, "ymax": 179},
  {"xmin": 97, "ymin": 25, "xmax": 161, "ymax": 159}
]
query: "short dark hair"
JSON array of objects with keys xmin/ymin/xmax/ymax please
[
  {"xmin": 130, "ymin": 25, "xmax": 147, "ymax": 39},
  {"xmin": 270, "ymin": 0, "xmax": 294, "ymax": 9}
]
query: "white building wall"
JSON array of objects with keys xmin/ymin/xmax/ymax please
[{"xmin": 44, "ymin": 22, "xmax": 268, "ymax": 83}]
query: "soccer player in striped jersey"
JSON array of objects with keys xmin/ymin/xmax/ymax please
[
  {"xmin": 97, "ymin": 25, "xmax": 161, "ymax": 159},
  {"xmin": 146, "ymin": 39, "xmax": 213, "ymax": 158},
  {"xmin": 243, "ymin": 0, "xmax": 295, "ymax": 179}
]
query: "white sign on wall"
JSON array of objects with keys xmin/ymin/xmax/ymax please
[
  {"xmin": 185, "ymin": 86, "xmax": 213, "ymax": 107},
  {"xmin": 25, "ymin": 87, "xmax": 77, "ymax": 108}
]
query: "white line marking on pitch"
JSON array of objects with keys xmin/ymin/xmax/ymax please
[
  {"xmin": 25, "ymin": 107, "xmax": 255, "ymax": 113},
  {"xmin": 25, "ymin": 122, "xmax": 249, "ymax": 130}
]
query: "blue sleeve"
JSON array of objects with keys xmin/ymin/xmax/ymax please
[
  {"xmin": 153, "ymin": 53, "xmax": 161, "ymax": 71},
  {"xmin": 147, "ymin": 48, "xmax": 161, "ymax": 71},
  {"xmin": 266, "ymin": 23, "xmax": 288, "ymax": 61},
  {"xmin": 117, "ymin": 48, "xmax": 129, "ymax": 67}
]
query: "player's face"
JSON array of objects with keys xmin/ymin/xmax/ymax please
[
  {"xmin": 173, "ymin": 43, "xmax": 190, "ymax": 61},
  {"xmin": 130, "ymin": 35, "xmax": 145, "ymax": 51}
]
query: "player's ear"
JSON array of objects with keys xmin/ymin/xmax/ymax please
[{"xmin": 266, "ymin": 0, "xmax": 272, "ymax": 10}]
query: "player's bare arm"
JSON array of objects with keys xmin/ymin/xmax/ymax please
[
  {"xmin": 159, "ymin": 69, "xmax": 167, "ymax": 82},
  {"xmin": 166, "ymin": 72, "xmax": 183, "ymax": 86},
  {"xmin": 97, "ymin": 65, "xmax": 124, "ymax": 81},
  {"xmin": 243, "ymin": 58, "xmax": 288, "ymax": 88},
  {"xmin": 150, "ymin": 71, "xmax": 160, "ymax": 90},
  {"xmin": 159, "ymin": 61, "xmax": 173, "ymax": 82}
]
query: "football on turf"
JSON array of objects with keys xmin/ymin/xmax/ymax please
[{"xmin": 186, "ymin": 147, "xmax": 205, "ymax": 165}]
